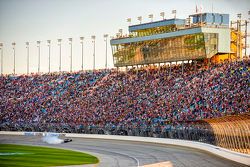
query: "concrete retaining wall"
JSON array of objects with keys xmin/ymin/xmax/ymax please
[{"xmin": 1, "ymin": 131, "xmax": 249, "ymax": 166}]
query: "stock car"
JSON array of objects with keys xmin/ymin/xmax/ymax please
[{"xmin": 63, "ymin": 138, "xmax": 72, "ymax": 143}]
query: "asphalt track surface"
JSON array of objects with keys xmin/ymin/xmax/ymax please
[{"xmin": 0, "ymin": 135, "xmax": 247, "ymax": 167}]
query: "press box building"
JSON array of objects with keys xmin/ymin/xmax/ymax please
[{"xmin": 110, "ymin": 13, "xmax": 244, "ymax": 67}]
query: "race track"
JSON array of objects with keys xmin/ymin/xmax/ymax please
[{"xmin": 0, "ymin": 135, "xmax": 247, "ymax": 167}]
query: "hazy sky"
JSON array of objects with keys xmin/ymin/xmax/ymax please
[{"xmin": 0, "ymin": 0, "xmax": 249, "ymax": 74}]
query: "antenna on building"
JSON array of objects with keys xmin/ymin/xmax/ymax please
[{"xmin": 200, "ymin": 5, "xmax": 203, "ymax": 13}]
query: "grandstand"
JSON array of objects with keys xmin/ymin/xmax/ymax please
[
  {"xmin": 0, "ymin": 59, "xmax": 249, "ymax": 153},
  {"xmin": 0, "ymin": 12, "xmax": 249, "ymax": 156}
]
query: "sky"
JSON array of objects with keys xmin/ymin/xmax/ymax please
[{"xmin": 0, "ymin": 0, "xmax": 249, "ymax": 74}]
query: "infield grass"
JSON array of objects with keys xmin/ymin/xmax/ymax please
[{"xmin": 0, "ymin": 144, "xmax": 99, "ymax": 167}]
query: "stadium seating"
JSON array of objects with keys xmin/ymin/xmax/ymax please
[{"xmin": 0, "ymin": 60, "xmax": 249, "ymax": 134}]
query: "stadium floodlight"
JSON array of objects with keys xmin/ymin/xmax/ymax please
[
  {"xmin": 57, "ymin": 39, "xmax": 62, "ymax": 72},
  {"xmin": 47, "ymin": 40, "xmax": 51, "ymax": 73},
  {"xmin": 127, "ymin": 18, "xmax": 132, "ymax": 26},
  {"xmin": 160, "ymin": 12, "xmax": 165, "ymax": 20},
  {"xmin": 118, "ymin": 29, "xmax": 123, "ymax": 36},
  {"xmin": 80, "ymin": 37, "xmax": 84, "ymax": 71},
  {"xmin": 0, "ymin": 43, "xmax": 3, "ymax": 75},
  {"xmin": 91, "ymin": 36, "xmax": 96, "ymax": 70},
  {"xmin": 148, "ymin": 14, "xmax": 153, "ymax": 22},
  {"xmin": 104, "ymin": 34, "xmax": 108, "ymax": 69},
  {"xmin": 172, "ymin": 10, "xmax": 177, "ymax": 19},
  {"xmin": 37, "ymin": 41, "xmax": 41, "ymax": 73},
  {"xmin": 68, "ymin": 38, "xmax": 73, "ymax": 72},
  {"xmin": 12, "ymin": 42, "xmax": 16, "ymax": 74},
  {"xmin": 137, "ymin": 16, "xmax": 142, "ymax": 24},
  {"xmin": 237, "ymin": 13, "xmax": 242, "ymax": 20},
  {"xmin": 26, "ymin": 42, "xmax": 29, "ymax": 74}
]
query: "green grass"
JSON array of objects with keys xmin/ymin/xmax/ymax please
[{"xmin": 0, "ymin": 144, "xmax": 99, "ymax": 167}]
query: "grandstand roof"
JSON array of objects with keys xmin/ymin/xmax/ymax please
[{"xmin": 129, "ymin": 18, "xmax": 185, "ymax": 32}]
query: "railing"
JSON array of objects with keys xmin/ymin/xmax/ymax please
[{"xmin": 1, "ymin": 113, "xmax": 249, "ymax": 154}]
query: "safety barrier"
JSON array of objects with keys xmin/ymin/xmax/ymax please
[
  {"xmin": 0, "ymin": 131, "xmax": 250, "ymax": 166},
  {"xmin": 1, "ymin": 113, "xmax": 249, "ymax": 155}
]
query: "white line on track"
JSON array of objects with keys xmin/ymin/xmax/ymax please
[
  {"xmin": 76, "ymin": 147, "xmax": 140, "ymax": 167},
  {"xmin": 109, "ymin": 150, "xmax": 140, "ymax": 167},
  {"xmin": 45, "ymin": 146, "xmax": 140, "ymax": 167}
]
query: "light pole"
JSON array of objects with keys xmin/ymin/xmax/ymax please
[
  {"xmin": 172, "ymin": 10, "xmax": 177, "ymax": 19},
  {"xmin": 237, "ymin": 13, "xmax": 242, "ymax": 20},
  {"xmin": 47, "ymin": 40, "xmax": 51, "ymax": 73},
  {"xmin": 37, "ymin": 41, "xmax": 41, "ymax": 73},
  {"xmin": 246, "ymin": 11, "xmax": 250, "ymax": 58},
  {"xmin": 26, "ymin": 42, "xmax": 29, "ymax": 74},
  {"xmin": 58, "ymin": 39, "xmax": 62, "ymax": 72},
  {"xmin": 237, "ymin": 13, "xmax": 242, "ymax": 31},
  {"xmin": 127, "ymin": 18, "xmax": 131, "ymax": 26},
  {"xmin": 12, "ymin": 42, "xmax": 16, "ymax": 74},
  {"xmin": 80, "ymin": 37, "xmax": 84, "ymax": 71},
  {"xmin": 68, "ymin": 38, "xmax": 73, "ymax": 72},
  {"xmin": 237, "ymin": 13, "xmax": 242, "ymax": 59},
  {"xmin": 91, "ymin": 35, "xmax": 96, "ymax": 70},
  {"xmin": 137, "ymin": 16, "xmax": 142, "ymax": 24},
  {"xmin": 104, "ymin": 34, "xmax": 108, "ymax": 69},
  {"xmin": 119, "ymin": 29, "xmax": 123, "ymax": 37},
  {"xmin": 149, "ymin": 14, "xmax": 153, "ymax": 22},
  {"xmin": 0, "ymin": 43, "xmax": 3, "ymax": 75},
  {"xmin": 160, "ymin": 12, "xmax": 165, "ymax": 20}
]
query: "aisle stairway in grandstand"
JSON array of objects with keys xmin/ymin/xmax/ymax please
[{"xmin": 85, "ymin": 70, "xmax": 113, "ymax": 96}]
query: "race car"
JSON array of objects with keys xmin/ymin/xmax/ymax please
[{"xmin": 63, "ymin": 138, "xmax": 72, "ymax": 143}]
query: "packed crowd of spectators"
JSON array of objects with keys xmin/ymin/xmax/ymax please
[{"xmin": 0, "ymin": 59, "xmax": 249, "ymax": 134}]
